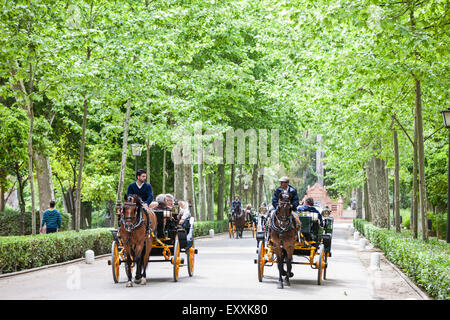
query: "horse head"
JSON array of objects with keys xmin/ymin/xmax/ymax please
[
  {"xmin": 122, "ymin": 194, "xmax": 142, "ymax": 232},
  {"xmin": 276, "ymin": 191, "xmax": 292, "ymax": 230}
]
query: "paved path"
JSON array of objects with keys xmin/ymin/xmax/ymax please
[{"xmin": 0, "ymin": 223, "xmax": 425, "ymax": 300}]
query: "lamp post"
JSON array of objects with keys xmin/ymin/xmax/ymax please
[
  {"xmin": 131, "ymin": 143, "xmax": 142, "ymax": 174},
  {"xmin": 441, "ymin": 110, "xmax": 450, "ymax": 243}
]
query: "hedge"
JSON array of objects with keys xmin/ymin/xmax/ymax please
[
  {"xmin": 353, "ymin": 218, "xmax": 450, "ymax": 300},
  {"xmin": 0, "ymin": 228, "xmax": 113, "ymax": 274},
  {"xmin": 0, "ymin": 219, "xmax": 229, "ymax": 274},
  {"xmin": 0, "ymin": 208, "xmax": 71, "ymax": 236}
]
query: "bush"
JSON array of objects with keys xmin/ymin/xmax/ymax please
[
  {"xmin": 0, "ymin": 220, "xmax": 229, "ymax": 274},
  {"xmin": 0, "ymin": 208, "xmax": 71, "ymax": 236},
  {"xmin": 193, "ymin": 219, "xmax": 229, "ymax": 237},
  {"xmin": 0, "ymin": 228, "xmax": 113, "ymax": 274},
  {"xmin": 353, "ymin": 218, "xmax": 450, "ymax": 300},
  {"xmin": 427, "ymin": 211, "xmax": 447, "ymax": 240}
]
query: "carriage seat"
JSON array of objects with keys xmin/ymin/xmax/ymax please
[{"xmin": 299, "ymin": 216, "xmax": 320, "ymax": 242}]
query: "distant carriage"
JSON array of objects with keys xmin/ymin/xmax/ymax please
[{"xmin": 229, "ymin": 204, "xmax": 256, "ymax": 239}]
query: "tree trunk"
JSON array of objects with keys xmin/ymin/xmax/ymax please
[
  {"xmin": 258, "ymin": 167, "xmax": 264, "ymax": 209},
  {"xmin": 229, "ymin": 163, "xmax": 235, "ymax": 212},
  {"xmin": 26, "ymin": 100, "xmax": 37, "ymax": 235},
  {"xmin": 115, "ymin": 100, "xmax": 131, "ymax": 228},
  {"xmin": 197, "ymin": 148, "xmax": 206, "ymax": 221},
  {"xmin": 356, "ymin": 187, "xmax": 363, "ymax": 219},
  {"xmin": 146, "ymin": 142, "xmax": 151, "ymax": 184},
  {"xmin": 217, "ymin": 163, "xmax": 225, "ymax": 220},
  {"xmin": 34, "ymin": 153, "xmax": 55, "ymax": 222},
  {"xmin": 316, "ymin": 134, "xmax": 324, "ymax": 187},
  {"xmin": 174, "ymin": 162, "xmax": 184, "ymax": 200},
  {"xmin": 251, "ymin": 164, "xmax": 258, "ymax": 207},
  {"xmin": 414, "ymin": 78, "xmax": 428, "ymax": 241},
  {"xmin": 393, "ymin": 130, "xmax": 401, "ymax": 232},
  {"xmin": 366, "ymin": 158, "xmax": 378, "ymax": 224},
  {"xmin": 412, "ymin": 117, "xmax": 419, "ymax": 238},
  {"xmin": 15, "ymin": 163, "xmax": 26, "ymax": 235},
  {"xmin": 75, "ymin": 97, "xmax": 88, "ymax": 232},
  {"xmin": 162, "ymin": 148, "xmax": 167, "ymax": 194},
  {"xmin": 207, "ymin": 172, "xmax": 214, "ymax": 220},
  {"xmin": 363, "ymin": 178, "xmax": 370, "ymax": 221},
  {"xmin": 374, "ymin": 158, "xmax": 389, "ymax": 228}
]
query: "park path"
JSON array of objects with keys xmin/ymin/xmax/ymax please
[{"xmin": 0, "ymin": 222, "xmax": 425, "ymax": 300}]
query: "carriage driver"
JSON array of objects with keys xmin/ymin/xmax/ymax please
[
  {"xmin": 126, "ymin": 169, "xmax": 154, "ymax": 212},
  {"xmin": 269, "ymin": 176, "xmax": 302, "ymax": 231}
]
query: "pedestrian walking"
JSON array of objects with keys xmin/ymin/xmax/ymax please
[{"xmin": 40, "ymin": 201, "xmax": 62, "ymax": 234}]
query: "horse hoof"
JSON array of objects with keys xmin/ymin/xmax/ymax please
[
  {"xmin": 284, "ymin": 279, "xmax": 291, "ymax": 286},
  {"xmin": 277, "ymin": 282, "xmax": 284, "ymax": 289},
  {"xmin": 140, "ymin": 278, "xmax": 146, "ymax": 285},
  {"xmin": 134, "ymin": 278, "xmax": 142, "ymax": 284},
  {"xmin": 126, "ymin": 281, "xmax": 133, "ymax": 287}
]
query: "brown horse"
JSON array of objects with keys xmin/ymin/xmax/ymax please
[
  {"xmin": 233, "ymin": 202, "xmax": 246, "ymax": 239},
  {"xmin": 119, "ymin": 194, "xmax": 157, "ymax": 287},
  {"xmin": 269, "ymin": 191, "xmax": 299, "ymax": 289}
]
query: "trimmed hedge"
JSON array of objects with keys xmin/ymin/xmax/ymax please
[
  {"xmin": 0, "ymin": 220, "xmax": 229, "ymax": 274},
  {"xmin": 193, "ymin": 219, "xmax": 229, "ymax": 237},
  {"xmin": 0, "ymin": 228, "xmax": 113, "ymax": 274},
  {"xmin": 353, "ymin": 219, "xmax": 450, "ymax": 300},
  {"xmin": 0, "ymin": 208, "xmax": 71, "ymax": 236}
]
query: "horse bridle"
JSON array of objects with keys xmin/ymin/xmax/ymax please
[
  {"xmin": 271, "ymin": 192, "xmax": 293, "ymax": 233},
  {"xmin": 121, "ymin": 198, "xmax": 145, "ymax": 233}
]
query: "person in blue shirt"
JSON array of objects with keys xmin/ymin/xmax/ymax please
[
  {"xmin": 231, "ymin": 196, "xmax": 242, "ymax": 218},
  {"xmin": 40, "ymin": 201, "xmax": 62, "ymax": 234},
  {"xmin": 297, "ymin": 197, "xmax": 323, "ymax": 227},
  {"xmin": 126, "ymin": 169, "xmax": 154, "ymax": 211}
]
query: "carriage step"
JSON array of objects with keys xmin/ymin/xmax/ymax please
[
  {"xmin": 254, "ymin": 259, "xmax": 257, "ymax": 264},
  {"xmin": 107, "ymin": 260, "xmax": 111, "ymax": 265}
]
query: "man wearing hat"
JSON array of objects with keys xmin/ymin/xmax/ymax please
[{"xmin": 270, "ymin": 176, "xmax": 302, "ymax": 231}]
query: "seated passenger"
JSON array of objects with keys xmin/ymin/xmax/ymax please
[
  {"xmin": 178, "ymin": 200, "xmax": 194, "ymax": 248},
  {"xmin": 297, "ymin": 197, "xmax": 323, "ymax": 227}
]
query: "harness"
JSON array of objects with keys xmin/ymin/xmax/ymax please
[
  {"xmin": 120, "ymin": 199, "xmax": 151, "ymax": 237},
  {"xmin": 270, "ymin": 193, "xmax": 294, "ymax": 234}
]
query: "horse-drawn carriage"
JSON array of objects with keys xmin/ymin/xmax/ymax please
[
  {"xmin": 108, "ymin": 195, "xmax": 197, "ymax": 286},
  {"xmin": 255, "ymin": 193, "xmax": 334, "ymax": 288},
  {"xmin": 228, "ymin": 204, "xmax": 256, "ymax": 239}
]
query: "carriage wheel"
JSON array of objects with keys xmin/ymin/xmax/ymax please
[
  {"xmin": 111, "ymin": 241, "xmax": 120, "ymax": 283},
  {"xmin": 323, "ymin": 252, "xmax": 328, "ymax": 280},
  {"xmin": 316, "ymin": 244, "xmax": 325, "ymax": 285},
  {"xmin": 252, "ymin": 223, "xmax": 256, "ymax": 238},
  {"xmin": 187, "ymin": 240, "xmax": 195, "ymax": 277},
  {"xmin": 172, "ymin": 235, "xmax": 181, "ymax": 282},
  {"xmin": 257, "ymin": 241, "xmax": 266, "ymax": 282},
  {"xmin": 229, "ymin": 222, "xmax": 233, "ymax": 238}
]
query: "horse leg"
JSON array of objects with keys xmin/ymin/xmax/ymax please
[
  {"xmin": 125, "ymin": 252, "xmax": 133, "ymax": 287},
  {"xmin": 140, "ymin": 240, "xmax": 151, "ymax": 285},
  {"xmin": 133, "ymin": 252, "xmax": 142, "ymax": 284},
  {"xmin": 284, "ymin": 252, "xmax": 292, "ymax": 287}
]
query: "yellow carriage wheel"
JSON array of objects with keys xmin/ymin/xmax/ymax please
[
  {"xmin": 187, "ymin": 240, "xmax": 195, "ymax": 277},
  {"xmin": 316, "ymin": 244, "xmax": 326, "ymax": 285},
  {"xmin": 172, "ymin": 235, "xmax": 181, "ymax": 282},
  {"xmin": 257, "ymin": 241, "xmax": 266, "ymax": 282},
  {"xmin": 229, "ymin": 222, "xmax": 234, "ymax": 238},
  {"xmin": 111, "ymin": 241, "xmax": 120, "ymax": 283}
]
